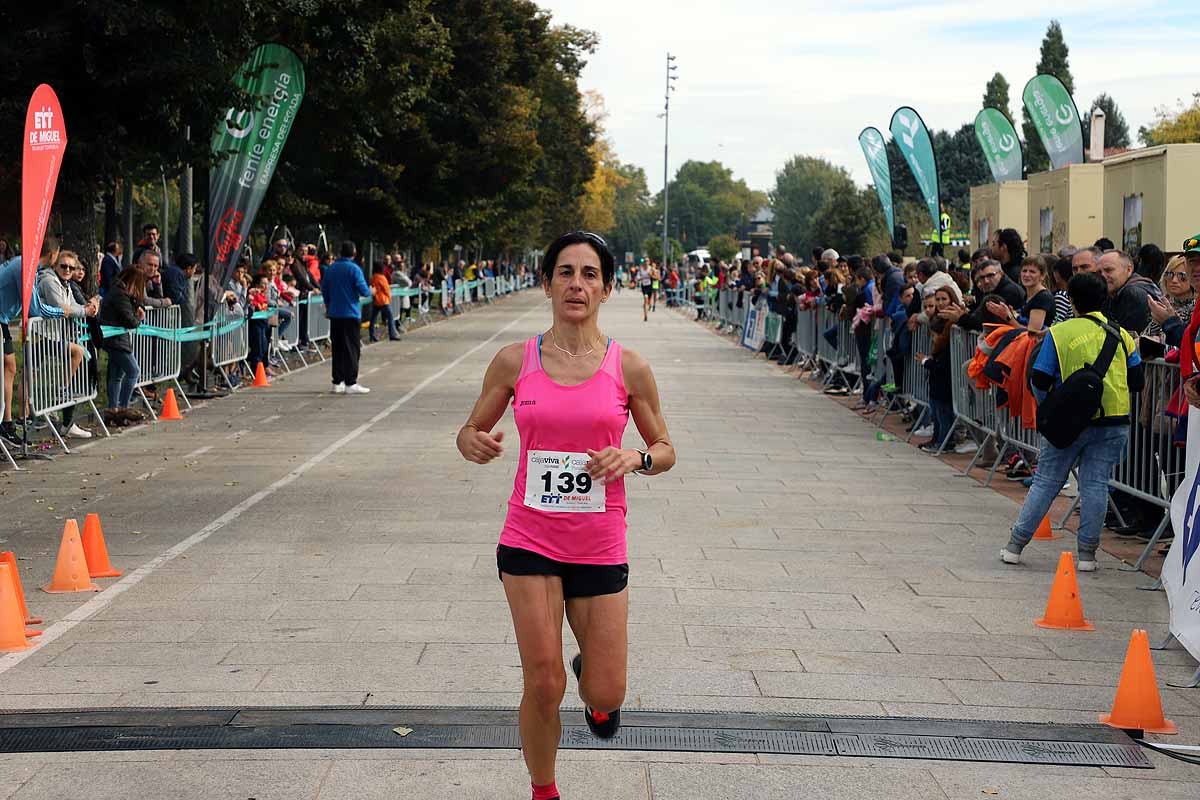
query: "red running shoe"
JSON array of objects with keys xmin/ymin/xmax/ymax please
[{"xmin": 570, "ymin": 653, "xmax": 621, "ymax": 739}]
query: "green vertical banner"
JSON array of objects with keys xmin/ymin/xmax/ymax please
[
  {"xmin": 858, "ymin": 127, "xmax": 894, "ymax": 238},
  {"xmin": 209, "ymin": 43, "xmax": 306, "ymax": 284},
  {"xmin": 1021, "ymin": 74, "xmax": 1083, "ymax": 171},
  {"xmin": 889, "ymin": 107, "xmax": 940, "ymax": 235},
  {"xmin": 974, "ymin": 108, "xmax": 1023, "ymax": 183}
]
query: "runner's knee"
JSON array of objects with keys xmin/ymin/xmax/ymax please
[{"xmin": 523, "ymin": 662, "xmax": 567, "ymax": 708}]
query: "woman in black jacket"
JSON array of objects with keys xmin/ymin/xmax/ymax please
[{"xmin": 98, "ymin": 266, "xmax": 146, "ymax": 426}]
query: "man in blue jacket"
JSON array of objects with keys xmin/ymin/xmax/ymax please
[{"xmin": 321, "ymin": 241, "xmax": 371, "ymax": 395}]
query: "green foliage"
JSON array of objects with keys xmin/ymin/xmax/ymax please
[
  {"xmin": 935, "ymin": 124, "xmax": 990, "ymax": 234},
  {"xmin": 982, "ymin": 73, "xmax": 1013, "ymax": 121},
  {"xmin": 810, "ymin": 187, "xmax": 879, "ymax": 257},
  {"xmin": 0, "ymin": 0, "xmax": 599, "ymax": 257},
  {"xmin": 1139, "ymin": 92, "xmax": 1200, "ymax": 145},
  {"xmin": 1088, "ymin": 93, "xmax": 1131, "ymax": 150},
  {"xmin": 769, "ymin": 156, "xmax": 854, "ymax": 257},
  {"xmin": 606, "ymin": 163, "xmax": 655, "ymax": 263},
  {"xmin": 656, "ymin": 160, "xmax": 765, "ymax": 247},
  {"xmin": 706, "ymin": 233, "xmax": 739, "ymax": 263},
  {"xmin": 642, "ymin": 234, "xmax": 681, "ymax": 264},
  {"xmin": 1022, "ymin": 20, "xmax": 1075, "ymax": 174}
]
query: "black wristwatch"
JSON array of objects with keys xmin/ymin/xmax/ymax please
[{"xmin": 636, "ymin": 449, "xmax": 653, "ymax": 474}]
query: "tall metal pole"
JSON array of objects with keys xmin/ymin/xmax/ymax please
[{"xmin": 661, "ymin": 52, "xmax": 675, "ymax": 269}]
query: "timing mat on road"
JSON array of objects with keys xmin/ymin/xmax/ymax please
[{"xmin": 0, "ymin": 706, "xmax": 1152, "ymax": 768}]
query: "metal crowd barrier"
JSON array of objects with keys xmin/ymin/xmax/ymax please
[
  {"xmin": 947, "ymin": 327, "xmax": 1002, "ymax": 471},
  {"xmin": 304, "ymin": 293, "xmax": 331, "ymax": 360},
  {"xmin": 763, "ymin": 311, "xmax": 783, "ymax": 358},
  {"xmin": 0, "ymin": 350, "xmax": 14, "ymax": 467},
  {"xmin": 794, "ymin": 307, "xmax": 819, "ymax": 369},
  {"xmin": 210, "ymin": 306, "xmax": 250, "ymax": 389},
  {"xmin": 1106, "ymin": 358, "xmax": 1185, "ymax": 571},
  {"xmin": 27, "ymin": 315, "xmax": 109, "ymax": 452},
  {"xmin": 130, "ymin": 306, "xmax": 188, "ymax": 420}
]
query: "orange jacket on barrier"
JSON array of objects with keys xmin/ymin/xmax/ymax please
[{"xmin": 966, "ymin": 324, "xmax": 1040, "ymax": 428}]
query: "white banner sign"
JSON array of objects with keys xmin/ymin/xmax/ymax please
[
  {"xmin": 741, "ymin": 298, "xmax": 767, "ymax": 351},
  {"xmin": 1164, "ymin": 405, "xmax": 1200, "ymax": 664}
]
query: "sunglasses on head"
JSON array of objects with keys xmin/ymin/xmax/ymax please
[{"xmin": 572, "ymin": 230, "xmax": 608, "ymax": 249}]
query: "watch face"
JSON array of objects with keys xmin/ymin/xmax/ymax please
[{"xmin": 642, "ymin": 451, "xmax": 652, "ymax": 472}]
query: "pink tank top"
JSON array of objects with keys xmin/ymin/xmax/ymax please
[{"xmin": 500, "ymin": 335, "xmax": 630, "ymax": 564}]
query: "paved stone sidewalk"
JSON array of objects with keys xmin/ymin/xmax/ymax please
[{"xmin": 0, "ymin": 289, "xmax": 1197, "ymax": 799}]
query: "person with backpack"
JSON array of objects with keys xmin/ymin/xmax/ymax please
[{"xmin": 1000, "ymin": 273, "xmax": 1144, "ymax": 572}]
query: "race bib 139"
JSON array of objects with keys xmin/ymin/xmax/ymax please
[{"xmin": 524, "ymin": 450, "xmax": 605, "ymax": 513}]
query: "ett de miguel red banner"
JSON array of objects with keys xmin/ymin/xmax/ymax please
[{"xmin": 21, "ymin": 84, "xmax": 67, "ymax": 331}]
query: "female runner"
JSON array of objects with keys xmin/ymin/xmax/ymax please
[{"xmin": 457, "ymin": 231, "xmax": 675, "ymax": 800}]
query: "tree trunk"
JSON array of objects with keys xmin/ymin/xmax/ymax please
[
  {"xmin": 57, "ymin": 184, "xmax": 101, "ymax": 295},
  {"xmin": 103, "ymin": 183, "xmax": 118, "ymax": 248}
]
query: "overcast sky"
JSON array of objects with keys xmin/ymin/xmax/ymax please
[{"xmin": 537, "ymin": 0, "xmax": 1199, "ymax": 194}]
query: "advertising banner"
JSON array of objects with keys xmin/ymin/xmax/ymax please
[
  {"xmin": 974, "ymin": 108, "xmax": 1023, "ymax": 183},
  {"xmin": 1022, "ymin": 74, "xmax": 1084, "ymax": 171},
  {"xmin": 889, "ymin": 107, "xmax": 940, "ymax": 234},
  {"xmin": 209, "ymin": 44, "xmax": 306, "ymax": 285},
  {"xmin": 741, "ymin": 298, "xmax": 767, "ymax": 351},
  {"xmin": 21, "ymin": 84, "xmax": 67, "ymax": 331},
  {"xmin": 858, "ymin": 127, "xmax": 895, "ymax": 237},
  {"xmin": 1165, "ymin": 405, "xmax": 1200, "ymax": 665}
]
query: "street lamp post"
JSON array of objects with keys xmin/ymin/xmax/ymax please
[{"xmin": 661, "ymin": 53, "xmax": 677, "ymax": 269}]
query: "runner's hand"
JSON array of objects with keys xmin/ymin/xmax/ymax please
[
  {"xmin": 459, "ymin": 427, "xmax": 504, "ymax": 463},
  {"xmin": 586, "ymin": 447, "xmax": 640, "ymax": 482}
]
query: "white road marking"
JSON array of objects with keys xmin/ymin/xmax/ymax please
[
  {"xmin": 366, "ymin": 367, "xmax": 380, "ymax": 375},
  {"xmin": 135, "ymin": 469, "xmax": 163, "ymax": 481},
  {"xmin": 183, "ymin": 445, "xmax": 213, "ymax": 459},
  {"xmin": 0, "ymin": 300, "xmax": 543, "ymax": 673},
  {"xmin": 261, "ymin": 415, "xmax": 281, "ymax": 424},
  {"xmin": 226, "ymin": 429, "xmax": 251, "ymax": 440}
]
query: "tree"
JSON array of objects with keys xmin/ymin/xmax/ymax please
[
  {"xmin": 935, "ymin": 124, "xmax": 991, "ymax": 236},
  {"xmin": 706, "ymin": 233, "xmax": 738, "ymax": 263},
  {"xmin": 1088, "ymin": 93, "xmax": 1131, "ymax": 150},
  {"xmin": 810, "ymin": 187, "xmax": 878, "ymax": 257},
  {"xmin": 0, "ymin": 1, "xmax": 257, "ymax": 261},
  {"xmin": 1139, "ymin": 92, "xmax": 1200, "ymax": 145},
  {"xmin": 655, "ymin": 161, "xmax": 764, "ymax": 248},
  {"xmin": 607, "ymin": 163, "xmax": 654, "ymax": 262},
  {"xmin": 1022, "ymin": 20, "xmax": 1074, "ymax": 174},
  {"xmin": 982, "ymin": 72, "xmax": 1013, "ymax": 121},
  {"xmin": 643, "ymin": 234, "xmax": 680, "ymax": 264},
  {"xmin": 769, "ymin": 156, "xmax": 854, "ymax": 258}
]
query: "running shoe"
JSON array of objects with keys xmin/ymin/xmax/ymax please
[
  {"xmin": 570, "ymin": 653, "xmax": 620, "ymax": 739},
  {"xmin": 953, "ymin": 440, "xmax": 978, "ymax": 455},
  {"xmin": 912, "ymin": 424, "xmax": 934, "ymax": 438},
  {"xmin": 1077, "ymin": 558, "xmax": 1098, "ymax": 573}
]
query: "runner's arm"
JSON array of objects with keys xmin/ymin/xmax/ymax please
[
  {"xmin": 589, "ymin": 348, "xmax": 675, "ymax": 480},
  {"xmin": 457, "ymin": 343, "xmax": 522, "ymax": 464}
]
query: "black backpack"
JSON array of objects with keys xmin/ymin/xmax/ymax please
[{"xmin": 1036, "ymin": 317, "xmax": 1125, "ymax": 449}]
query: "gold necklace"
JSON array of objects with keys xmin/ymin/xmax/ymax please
[{"xmin": 550, "ymin": 330, "xmax": 596, "ymax": 359}]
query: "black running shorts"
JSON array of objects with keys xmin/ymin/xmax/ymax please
[
  {"xmin": 641, "ymin": 285, "xmax": 654, "ymax": 297},
  {"xmin": 497, "ymin": 545, "xmax": 629, "ymax": 599},
  {"xmin": 0, "ymin": 323, "xmax": 11, "ymax": 356}
]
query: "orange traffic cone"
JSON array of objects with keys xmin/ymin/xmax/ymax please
[
  {"xmin": 1035, "ymin": 551, "xmax": 1094, "ymax": 631},
  {"xmin": 252, "ymin": 362, "xmax": 270, "ymax": 387},
  {"xmin": 1033, "ymin": 515, "xmax": 1057, "ymax": 540},
  {"xmin": 1100, "ymin": 629, "xmax": 1178, "ymax": 734},
  {"xmin": 0, "ymin": 564, "xmax": 31, "ymax": 652},
  {"xmin": 81, "ymin": 514, "xmax": 121, "ymax": 579},
  {"xmin": 160, "ymin": 388, "xmax": 183, "ymax": 420},
  {"xmin": 0, "ymin": 552, "xmax": 42, "ymax": 637},
  {"xmin": 41, "ymin": 520, "xmax": 100, "ymax": 594}
]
